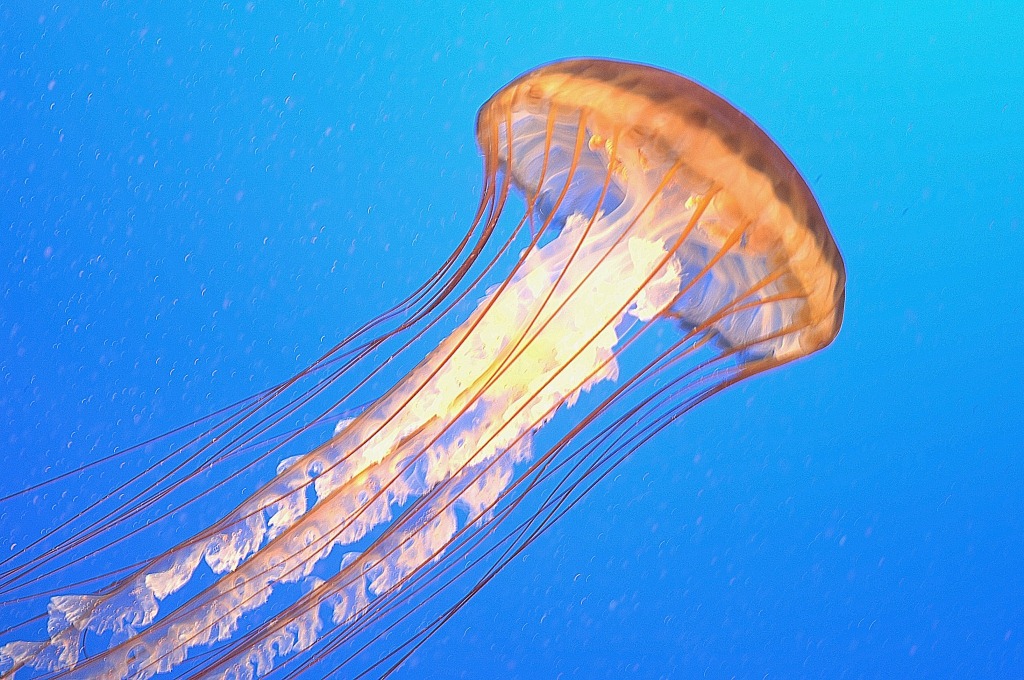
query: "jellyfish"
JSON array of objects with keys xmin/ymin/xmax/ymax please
[{"xmin": 0, "ymin": 58, "xmax": 844, "ymax": 679}]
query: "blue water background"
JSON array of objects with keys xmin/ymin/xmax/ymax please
[{"xmin": 2, "ymin": 2, "xmax": 1022, "ymax": 678}]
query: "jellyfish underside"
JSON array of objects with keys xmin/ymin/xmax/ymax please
[{"xmin": 0, "ymin": 59, "xmax": 844, "ymax": 679}]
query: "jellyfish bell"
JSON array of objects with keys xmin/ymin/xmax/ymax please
[
  {"xmin": 480, "ymin": 59, "xmax": 844, "ymax": 363},
  {"xmin": 0, "ymin": 59, "xmax": 844, "ymax": 679}
]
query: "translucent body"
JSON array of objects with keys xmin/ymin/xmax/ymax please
[{"xmin": 0, "ymin": 59, "xmax": 844, "ymax": 679}]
